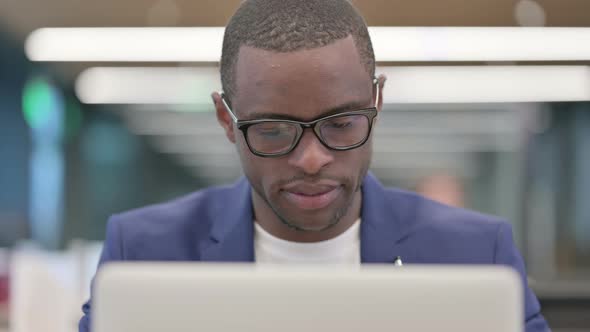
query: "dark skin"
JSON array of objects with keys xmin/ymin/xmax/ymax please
[{"xmin": 212, "ymin": 36, "xmax": 386, "ymax": 243}]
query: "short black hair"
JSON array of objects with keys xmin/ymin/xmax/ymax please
[{"xmin": 220, "ymin": 0, "xmax": 375, "ymax": 101}]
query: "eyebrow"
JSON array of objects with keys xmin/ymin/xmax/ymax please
[{"xmin": 244, "ymin": 100, "xmax": 371, "ymax": 122}]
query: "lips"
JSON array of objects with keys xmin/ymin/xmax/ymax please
[{"xmin": 281, "ymin": 181, "xmax": 342, "ymax": 211}]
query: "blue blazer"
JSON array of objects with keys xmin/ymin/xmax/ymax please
[{"xmin": 79, "ymin": 173, "xmax": 549, "ymax": 332}]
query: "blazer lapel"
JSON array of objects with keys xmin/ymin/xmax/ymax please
[
  {"xmin": 200, "ymin": 177, "xmax": 255, "ymax": 262},
  {"xmin": 360, "ymin": 172, "xmax": 410, "ymax": 263},
  {"xmin": 200, "ymin": 172, "xmax": 412, "ymax": 264}
]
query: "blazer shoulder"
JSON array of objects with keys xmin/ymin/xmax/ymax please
[
  {"xmin": 383, "ymin": 188, "xmax": 511, "ymax": 263},
  {"xmin": 115, "ymin": 183, "xmax": 230, "ymax": 224},
  {"xmin": 386, "ymin": 188, "xmax": 507, "ymax": 240},
  {"xmin": 106, "ymin": 183, "xmax": 239, "ymax": 257}
]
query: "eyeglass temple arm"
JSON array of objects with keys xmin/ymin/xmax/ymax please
[
  {"xmin": 373, "ymin": 77, "xmax": 380, "ymax": 108},
  {"xmin": 219, "ymin": 93, "xmax": 239, "ymax": 123}
]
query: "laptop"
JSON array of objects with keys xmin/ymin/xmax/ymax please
[{"xmin": 92, "ymin": 263, "xmax": 523, "ymax": 332}]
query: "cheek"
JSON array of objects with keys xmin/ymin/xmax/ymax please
[
  {"xmin": 337, "ymin": 141, "xmax": 372, "ymax": 170},
  {"xmin": 336, "ymin": 143, "xmax": 372, "ymax": 191},
  {"xmin": 236, "ymin": 141, "xmax": 259, "ymax": 177},
  {"xmin": 236, "ymin": 141, "xmax": 281, "ymax": 189},
  {"xmin": 358, "ymin": 135, "xmax": 374, "ymax": 163}
]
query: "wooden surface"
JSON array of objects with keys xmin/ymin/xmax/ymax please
[{"xmin": 1, "ymin": 0, "xmax": 590, "ymax": 42}]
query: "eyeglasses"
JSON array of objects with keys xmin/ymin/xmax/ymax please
[{"xmin": 221, "ymin": 78, "xmax": 380, "ymax": 158}]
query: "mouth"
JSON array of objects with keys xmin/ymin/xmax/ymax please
[{"xmin": 280, "ymin": 182, "xmax": 343, "ymax": 211}]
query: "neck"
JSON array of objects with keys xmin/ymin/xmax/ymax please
[{"xmin": 252, "ymin": 189, "xmax": 362, "ymax": 243}]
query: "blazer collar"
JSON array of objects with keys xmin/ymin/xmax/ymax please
[
  {"xmin": 201, "ymin": 172, "xmax": 407, "ymax": 263},
  {"xmin": 359, "ymin": 172, "xmax": 407, "ymax": 263},
  {"xmin": 200, "ymin": 177, "xmax": 255, "ymax": 262}
]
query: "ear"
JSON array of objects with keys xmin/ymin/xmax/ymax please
[
  {"xmin": 212, "ymin": 91, "xmax": 236, "ymax": 144},
  {"xmin": 376, "ymin": 74, "xmax": 386, "ymax": 113}
]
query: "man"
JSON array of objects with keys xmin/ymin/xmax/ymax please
[{"xmin": 79, "ymin": 0, "xmax": 550, "ymax": 331}]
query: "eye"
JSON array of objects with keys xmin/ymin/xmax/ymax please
[
  {"xmin": 251, "ymin": 123, "xmax": 295, "ymax": 139},
  {"xmin": 323, "ymin": 117, "xmax": 355, "ymax": 130},
  {"xmin": 257, "ymin": 128, "xmax": 283, "ymax": 137},
  {"xmin": 327, "ymin": 121, "xmax": 353, "ymax": 129}
]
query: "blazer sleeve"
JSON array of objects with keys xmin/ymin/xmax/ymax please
[
  {"xmin": 78, "ymin": 216, "xmax": 125, "ymax": 332},
  {"xmin": 494, "ymin": 222, "xmax": 551, "ymax": 332}
]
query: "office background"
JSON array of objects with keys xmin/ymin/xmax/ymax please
[{"xmin": 1, "ymin": 0, "xmax": 589, "ymax": 331}]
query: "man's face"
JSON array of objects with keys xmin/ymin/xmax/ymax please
[{"xmin": 218, "ymin": 36, "xmax": 380, "ymax": 231}]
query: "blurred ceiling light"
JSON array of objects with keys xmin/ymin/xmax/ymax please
[
  {"xmin": 75, "ymin": 66, "xmax": 590, "ymax": 104},
  {"xmin": 75, "ymin": 67, "xmax": 221, "ymax": 104},
  {"xmin": 379, "ymin": 66, "xmax": 590, "ymax": 103},
  {"xmin": 26, "ymin": 27, "xmax": 224, "ymax": 62},
  {"xmin": 370, "ymin": 27, "xmax": 590, "ymax": 62},
  {"xmin": 514, "ymin": 0, "xmax": 546, "ymax": 27},
  {"xmin": 26, "ymin": 27, "xmax": 590, "ymax": 62}
]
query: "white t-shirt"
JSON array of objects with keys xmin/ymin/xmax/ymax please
[{"xmin": 254, "ymin": 219, "xmax": 361, "ymax": 264}]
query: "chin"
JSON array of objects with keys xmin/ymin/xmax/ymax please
[
  {"xmin": 278, "ymin": 207, "xmax": 344, "ymax": 232},
  {"xmin": 285, "ymin": 219, "xmax": 340, "ymax": 232}
]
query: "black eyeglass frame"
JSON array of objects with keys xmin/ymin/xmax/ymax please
[{"xmin": 220, "ymin": 77, "xmax": 380, "ymax": 158}]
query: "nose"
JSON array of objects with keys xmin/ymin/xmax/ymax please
[{"xmin": 287, "ymin": 129, "xmax": 334, "ymax": 175}]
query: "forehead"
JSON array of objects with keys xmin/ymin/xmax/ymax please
[{"xmin": 233, "ymin": 36, "xmax": 372, "ymax": 120}]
